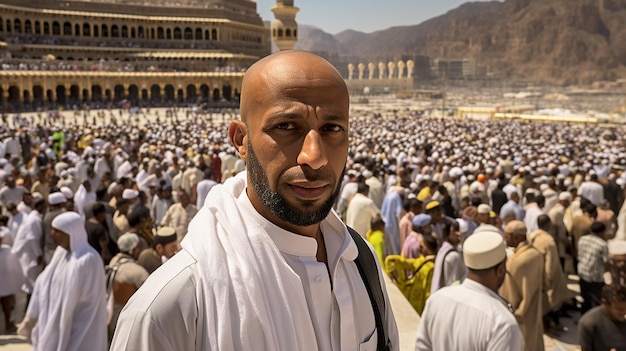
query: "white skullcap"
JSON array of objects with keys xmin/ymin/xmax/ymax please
[
  {"xmin": 608, "ymin": 239, "xmax": 626, "ymax": 255},
  {"xmin": 456, "ymin": 218, "xmax": 468, "ymax": 235},
  {"xmin": 558, "ymin": 192, "xmax": 572, "ymax": 201},
  {"xmin": 117, "ymin": 233, "xmax": 140, "ymax": 253},
  {"xmin": 48, "ymin": 192, "xmax": 67, "ymax": 205},
  {"xmin": 107, "ymin": 182, "xmax": 119, "ymax": 195},
  {"xmin": 60, "ymin": 187, "xmax": 73, "ymax": 199},
  {"xmin": 122, "ymin": 189, "xmax": 139, "ymax": 200},
  {"xmin": 463, "ymin": 227, "xmax": 506, "ymax": 270},
  {"xmin": 477, "ymin": 204, "xmax": 491, "ymax": 215}
]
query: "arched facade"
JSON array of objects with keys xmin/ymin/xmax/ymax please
[{"xmin": 0, "ymin": 0, "xmax": 269, "ymax": 109}]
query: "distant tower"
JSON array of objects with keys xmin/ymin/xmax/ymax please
[{"xmin": 271, "ymin": 0, "xmax": 299, "ymax": 51}]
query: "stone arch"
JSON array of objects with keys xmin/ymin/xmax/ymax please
[
  {"xmin": 200, "ymin": 84, "xmax": 210, "ymax": 100},
  {"xmin": 186, "ymin": 84, "xmax": 197, "ymax": 102},
  {"xmin": 25, "ymin": 20, "xmax": 32, "ymax": 34},
  {"xmin": 114, "ymin": 85, "xmax": 125, "ymax": 102},
  {"xmin": 211, "ymin": 28, "xmax": 218, "ymax": 40},
  {"xmin": 176, "ymin": 88, "xmax": 184, "ymax": 102},
  {"xmin": 56, "ymin": 85, "xmax": 67, "ymax": 105},
  {"xmin": 0, "ymin": 17, "xmax": 3, "ymax": 32},
  {"xmin": 128, "ymin": 84, "xmax": 139, "ymax": 104},
  {"xmin": 222, "ymin": 84, "xmax": 232, "ymax": 101},
  {"xmin": 69, "ymin": 85, "xmax": 80, "ymax": 104},
  {"xmin": 195, "ymin": 28, "xmax": 202, "ymax": 40},
  {"xmin": 92, "ymin": 85, "xmax": 104, "ymax": 102},
  {"xmin": 150, "ymin": 85, "xmax": 161, "ymax": 102},
  {"xmin": 44, "ymin": 22, "xmax": 50, "ymax": 35},
  {"xmin": 164, "ymin": 85, "xmax": 175, "ymax": 102},
  {"xmin": 204, "ymin": 29, "xmax": 210, "ymax": 40},
  {"xmin": 138, "ymin": 26, "xmax": 144, "ymax": 38},
  {"xmin": 13, "ymin": 19, "xmax": 21, "ymax": 33},
  {"xmin": 81, "ymin": 88, "xmax": 89, "ymax": 102},
  {"xmin": 83, "ymin": 23, "xmax": 90, "ymax": 36},
  {"xmin": 184, "ymin": 27, "xmax": 192, "ymax": 40},
  {"xmin": 212, "ymin": 87, "xmax": 220, "ymax": 101},
  {"xmin": 122, "ymin": 25, "xmax": 128, "ymax": 38},
  {"xmin": 33, "ymin": 85, "xmax": 44, "ymax": 106},
  {"xmin": 7, "ymin": 86, "xmax": 20, "ymax": 107},
  {"xmin": 166, "ymin": 28, "xmax": 172, "ymax": 39},
  {"xmin": 174, "ymin": 27, "xmax": 182, "ymax": 40},
  {"xmin": 93, "ymin": 25, "xmax": 99, "ymax": 37},
  {"xmin": 285, "ymin": 28, "xmax": 291, "ymax": 37},
  {"xmin": 102, "ymin": 24, "xmax": 108, "ymax": 37},
  {"xmin": 35, "ymin": 21, "xmax": 40, "ymax": 34},
  {"xmin": 111, "ymin": 24, "xmax": 119, "ymax": 37},
  {"xmin": 46, "ymin": 89, "xmax": 54, "ymax": 103},
  {"xmin": 63, "ymin": 21, "xmax": 71, "ymax": 35},
  {"xmin": 277, "ymin": 28, "xmax": 283, "ymax": 37},
  {"xmin": 5, "ymin": 19, "xmax": 11, "ymax": 33},
  {"xmin": 157, "ymin": 27, "xmax": 164, "ymax": 39}
]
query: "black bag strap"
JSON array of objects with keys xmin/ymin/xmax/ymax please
[{"xmin": 346, "ymin": 226, "xmax": 391, "ymax": 351}]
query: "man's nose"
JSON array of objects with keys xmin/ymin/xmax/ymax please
[{"xmin": 297, "ymin": 130, "xmax": 328, "ymax": 170}]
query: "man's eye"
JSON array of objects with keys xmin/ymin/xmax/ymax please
[
  {"xmin": 323, "ymin": 124, "xmax": 345, "ymax": 132},
  {"xmin": 275, "ymin": 122, "xmax": 296, "ymax": 130}
]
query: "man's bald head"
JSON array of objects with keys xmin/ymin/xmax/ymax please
[{"xmin": 239, "ymin": 50, "xmax": 347, "ymax": 124}]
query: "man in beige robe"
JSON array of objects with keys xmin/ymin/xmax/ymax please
[
  {"xmin": 548, "ymin": 192, "xmax": 572, "ymax": 270},
  {"xmin": 528, "ymin": 215, "xmax": 571, "ymax": 331},
  {"xmin": 160, "ymin": 191, "xmax": 198, "ymax": 241},
  {"xmin": 500, "ymin": 220, "xmax": 544, "ymax": 351}
]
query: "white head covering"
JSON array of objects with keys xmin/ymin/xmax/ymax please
[
  {"xmin": 60, "ymin": 187, "xmax": 74, "ymax": 199},
  {"xmin": 463, "ymin": 226, "xmax": 506, "ymax": 270},
  {"xmin": 51, "ymin": 212, "xmax": 90, "ymax": 255},
  {"xmin": 122, "ymin": 189, "xmax": 139, "ymax": 200},
  {"xmin": 118, "ymin": 233, "xmax": 140, "ymax": 253},
  {"xmin": 48, "ymin": 192, "xmax": 67, "ymax": 205}
]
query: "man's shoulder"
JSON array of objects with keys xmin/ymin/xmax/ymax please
[
  {"xmin": 123, "ymin": 250, "xmax": 199, "ymax": 312},
  {"xmin": 578, "ymin": 306, "xmax": 605, "ymax": 328}
]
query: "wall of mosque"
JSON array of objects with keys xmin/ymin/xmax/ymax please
[{"xmin": 0, "ymin": 2, "xmax": 270, "ymax": 110}]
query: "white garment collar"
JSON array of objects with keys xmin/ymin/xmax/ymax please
[{"xmin": 237, "ymin": 189, "xmax": 358, "ymax": 262}]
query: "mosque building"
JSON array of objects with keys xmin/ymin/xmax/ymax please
[{"xmin": 0, "ymin": 0, "xmax": 299, "ymax": 110}]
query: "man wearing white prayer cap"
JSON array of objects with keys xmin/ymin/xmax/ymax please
[
  {"xmin": 42, "ymin": 192, "xmax": 67, "ymax": 264},
  {"xmin": 17, "ymin": 212, "xmax": 107, "ymax": 351},
  {"xmin": 108, "ymin": 233, "xmax": 149, "ymax": 339},
  {"xmin": 122, "ymin": 189, "xmax": 139, "ymax": 206},
  {"xmin": 606, "ymin": 239, "xmax": 626, "ymax": 286},
  {"xmin": 60, "ymin": 186, "xmax": 75, "ymax": 211},
  {"xmin": 416, "ymin": 227, "xmax": 524, "ymax": 350}
]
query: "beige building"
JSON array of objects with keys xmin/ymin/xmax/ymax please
[{"xmin": 0, "ymin": 0, "xmax": 273, "ymax": 109}]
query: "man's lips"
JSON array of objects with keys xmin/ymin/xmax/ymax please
[{"xmin": 287, "ymin": 181, "xmax": 330, "ymax": 200}]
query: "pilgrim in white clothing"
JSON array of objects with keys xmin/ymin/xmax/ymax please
[
  {"xmin": 18, "ymin": 212, "xmax": 107, "ymax": 351},
  {"xmin": 111, "ymin": 172, "xmax": 399, "ymax": 351},
  {"xmin": 11, "ymin": 207, "xmax": 45, "ymax": 294}
]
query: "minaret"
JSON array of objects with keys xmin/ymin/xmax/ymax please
[{"xmin": 271, "ymin": 0, "xmax": 299, "ymax": 51}]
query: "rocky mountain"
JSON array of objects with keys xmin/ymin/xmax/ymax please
[{"xmin": 295, "ymin": 0, "xmax": 626, "ymax": 85}]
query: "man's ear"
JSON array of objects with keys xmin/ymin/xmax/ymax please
[{"xmin": 228, "ymin": 120, "xmax": 248, "ymax": 160}]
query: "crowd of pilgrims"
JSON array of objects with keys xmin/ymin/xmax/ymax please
[{"xmin": 0, "ymin": 106, "xmax": 625, "ymax": 348}]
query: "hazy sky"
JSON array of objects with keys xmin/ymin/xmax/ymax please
[{"xmin": 253, "ymin": 0, "xmax": 493, "ymax": 35}]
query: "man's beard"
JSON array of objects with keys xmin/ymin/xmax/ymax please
[{"xmin": 246, "ymin": 142, "xmax": 344, "ymax": 226}]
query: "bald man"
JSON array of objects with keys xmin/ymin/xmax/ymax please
[{"xmin": 111, "ymin": 51, "xmax": 399, "ymax": 351}]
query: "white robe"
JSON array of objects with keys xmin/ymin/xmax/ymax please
[
  {"xmin": 11, "ymin": 210, "xmax": 44, "ymax": 294},
  {"xmin": 24, "ymin": 212, "xmax": 107, "ymax": 351},
  {"xmin": 74, "ymin": 184, "xmax": 96, "ymax": 217},
  {"xmin": 111, "ymin": 172, "xmax": 399, "ymax": 351},
  {"xmin": 0, "ymin": 228, "xmax": 23, "ymax": 296}
]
